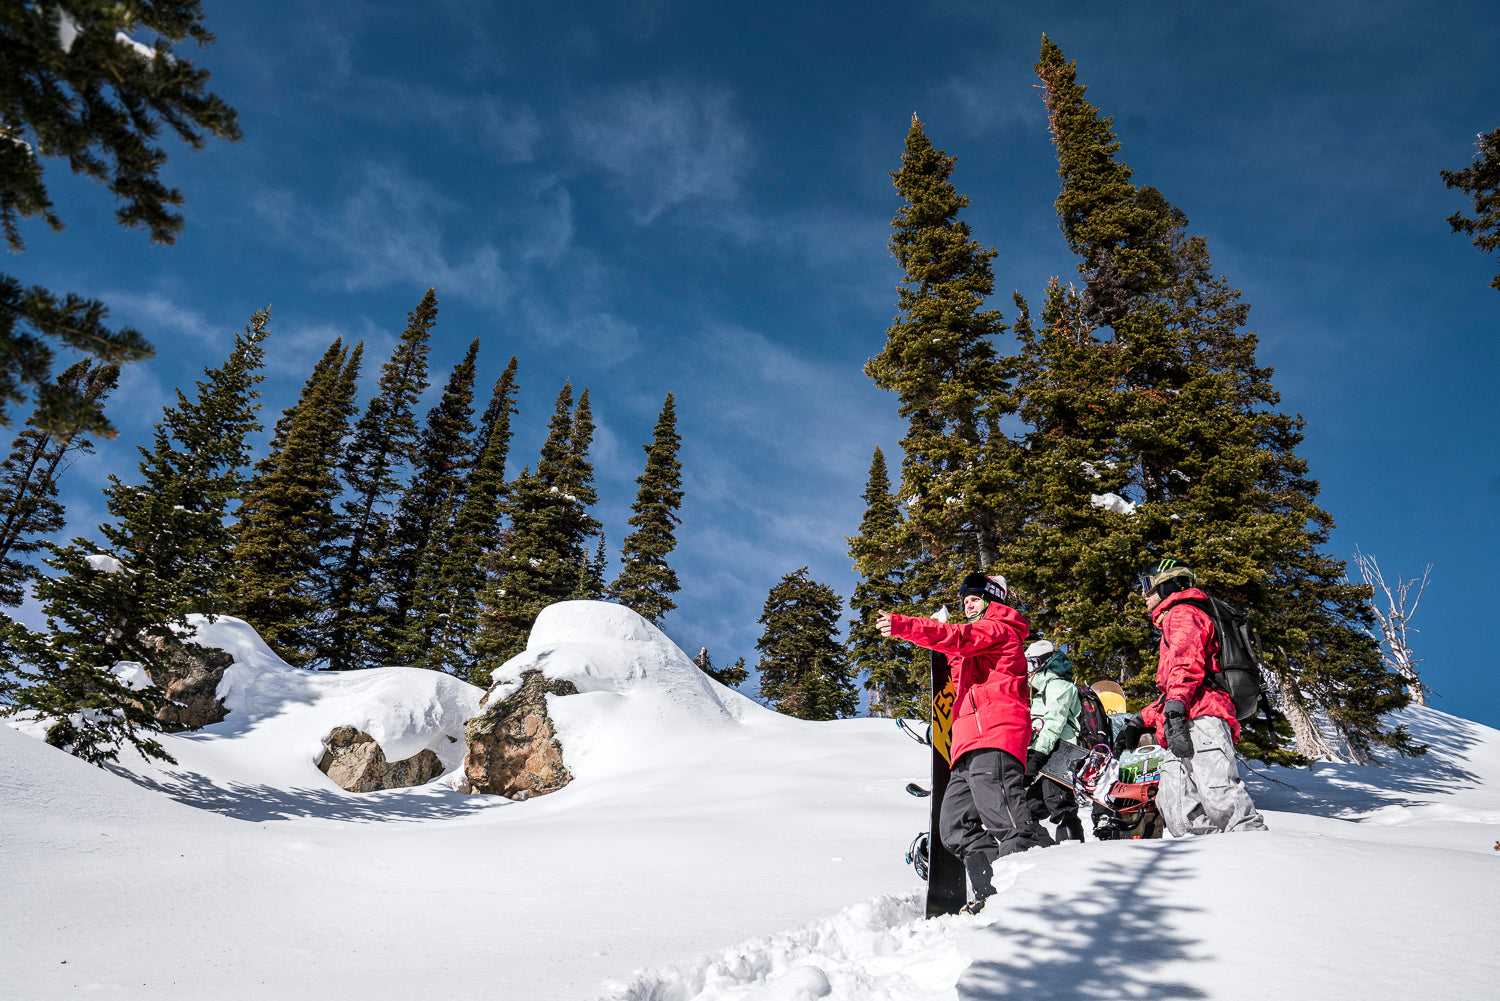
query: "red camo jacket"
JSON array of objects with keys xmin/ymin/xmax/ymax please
[
  {"xmin": 1140, "ymin": 588, "xmax": 1241, "ymax": 744},
  {"xmin": 890, "ymin": 601, "xmax": 1031, "ymax": 763}
]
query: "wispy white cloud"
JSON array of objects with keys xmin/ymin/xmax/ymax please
[
  {"xmin": 569, "ymin": 82, "xmax": 752, "ymax": 223},
  {"xmin": 364, "ymin": 81, "xmax": 542, "ymax": 163},
  {"xmin": 252, "ymin": 164, "xmax": 517, "ymax": 309},
  {"xmin": 943, "ymin": 60, "xmax": 1046, "ymax": 136},
  {"xmin": 103, "ymin": 290, "xmax": 223, "ymax": 345}
]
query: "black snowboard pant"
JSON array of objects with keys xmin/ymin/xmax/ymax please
[
  {"xmin": 940, "ymin": 747, "xmax": 1054, "ymax": 864},
  {"xmin": 1026, "ymin": 771, "xmax": 1085, "ymax": 842}
]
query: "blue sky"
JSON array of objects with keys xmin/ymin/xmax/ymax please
[{"xmin": 12, "ymin": 1, "xmax": 1499, "ymax": 727}]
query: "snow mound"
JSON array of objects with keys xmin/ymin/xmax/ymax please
[
  {"xmin": 86, "ymin": 615, "xmax": 489, "ymax": 806},
  {"xmin": 483, "ymin": 601, "xmax": 777, "ymax": 787},
  {"xmin": 494, "ymin": 601, "xmax": 759, "ymax": 719}
]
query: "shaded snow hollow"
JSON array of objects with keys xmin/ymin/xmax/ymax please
[{"xmin": 3, "ymin": 600, "xmax": 1498, "ymax": 1000}]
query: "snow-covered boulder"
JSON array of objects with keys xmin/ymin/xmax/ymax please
[
  {"xmin": 459, "ymin": 671, "xmax": 578, "ymax": 799},
  {"xmin": 461, "ymin": 600, "xmax": 767, "ymax": 796},
  {"xmin": 143, "ymin": 632, "xmax": 235, "ymax": 731},
  {"xmin": 317, "ymin": 726, "xmax": 446, "ymax": 792}
]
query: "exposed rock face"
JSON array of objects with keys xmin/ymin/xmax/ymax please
[
  {"xmin": 141, "ymin": 636, "xmax": 235, "ymax": 732},
  {"xmin": 318, "ymin": 727, "xmax": 446, "ymax": 792},
  {"xmin": 459, "ymin": 670, "xmax": 577, "ymax": 799}
]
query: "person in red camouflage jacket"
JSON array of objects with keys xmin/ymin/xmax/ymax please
[
  {"xmin": 878, "ymin": 572, "xmax": 1052, "ymax": 912},
  {"xmin": 1122, "ymin": 559, "xmax": 1267, "ymax": 836}
]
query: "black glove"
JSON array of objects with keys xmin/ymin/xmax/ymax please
[
  {"xmin": 1026, "ymin": 749, "xmax": 1048, "ymax": 775},
  {"xmin": 1112, "ymin": 713, "xmax": 1144, "ymax": 756},
  {"xmin": 1163, "ymin": 700, "xmax": 1194, "ymax": 758}
]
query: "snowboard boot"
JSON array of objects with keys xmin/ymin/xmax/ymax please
[
  {"xmin": 963, "ymin": 852, "xmax": 997, "ymax": 913},
  {"xmin": 1057, "ymin": 815, "xmax": 1086, "ymax": 843}
]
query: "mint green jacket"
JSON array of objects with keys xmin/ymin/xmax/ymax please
[{"xmin": 1028, "ymin": 651, "xmax": 1081, "ymax": 756}]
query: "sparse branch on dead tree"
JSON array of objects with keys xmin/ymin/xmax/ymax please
[{"xmin": 1351, "ymin": 548, "xmax": 1432, "ymax": 707}]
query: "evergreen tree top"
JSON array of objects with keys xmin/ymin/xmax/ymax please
[{"xmin": 1035, "ymin": 36, "xmax": 1176, "ymax": 304}]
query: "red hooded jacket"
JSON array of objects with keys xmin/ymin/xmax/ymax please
[
  {"xmin": 889, "ymin": 601, "xmax": 1031, "ymax": 763},
  {"xmin": 1140, "ymin": 588, "xmax": 1241, "ymax": 743}
]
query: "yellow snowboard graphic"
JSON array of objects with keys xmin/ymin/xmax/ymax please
[{"xmin": 932, "ymin": 674, "xmax": 955, "ymax": 766}]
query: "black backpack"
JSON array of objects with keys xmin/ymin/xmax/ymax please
[
  {"xmin": 1177, "ymin": 594, "xmax": 1263, "ymax": 721},
  {"xmin": 1073, "ymin": 684, "xmax": 1115, "ymax": 749}
]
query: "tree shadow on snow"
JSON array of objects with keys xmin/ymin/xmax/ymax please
[
  {"xmin": 115, "ymin": 768, "xmax": 507, "ymax": 823},
  {"xmin": 959, "ymin": 840, "xmax": 1208, "ymax": 1001},
  {"xmin": 1241, "ymin": 710, "xmax": 1488, "ymax": 819}
]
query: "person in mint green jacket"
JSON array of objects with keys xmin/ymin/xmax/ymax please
[{"xmin": 1023, "ymin": 639, "xmax": 1086, "ymax": 842}]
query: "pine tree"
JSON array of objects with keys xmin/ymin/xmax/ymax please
[
  {"xmin": 1440, "ymin": 126, "xmax": 1500, "ymax": 291},
  {"xmin": 862, "ymin": 115, "xmax": 1018, "ymax": 608},
  {"xmin": 474, "ymin": 382, "xmax": 600, "ymax": 679},
  {"xmin": 2, "ymin": 308, "xmax": 269, "ymax": 765},
  {"xmin": 755, "ymin": 568, "xmax": 857, "ymax": 720},
  {"xmin": 399, "ymin": 357, "xmax": 519, "ymax": 679},
  {"xmin": 846, "ymin": 447, "xmax": 925, "ymax": 718},
  {"xmin": 1007, "ymin": 38, "xmax": 1419, "ymax": 762},
  {"xmin": 0, "ymin": 1, "xmax": 239, "ymax": 434},
  {"xmin": 230, "ymin": 338, "xmax": 361, "ymax": 663},
  {"xmin": 322, "ymin": 289, "xmax": 436, "ymax": 670},
  {"xmin": 1, "ymin": 550, "xmax": 174, "ymax": 765},
  {"xmin": 608, "ymin": 393, "xmax": 683, "ymax": 625},
  {"xmin": 574, "ymin": 532, "xmax": 608, "ymax": 601},
  {"xmin": 103, "ymin": 308, "xmax": 269, "ymax": 616},
  {"xmin": 383, "ymin": 339, "xmax": 479, "ymax": 652},
  {"xmin": 0, "ymin": 360, "xmax": 118, "ymax": 605}
]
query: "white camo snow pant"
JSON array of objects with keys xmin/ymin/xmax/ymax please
[{"xmin": 1158, "ymin": 716, "xmax": 1268, "ymax": 837}]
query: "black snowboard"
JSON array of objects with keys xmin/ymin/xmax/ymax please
[
  {"xmin": 1037, "ymin": 739, "xmax": 1092, "ymax": 792},
  {"xmin": 925, "ymin": 649, "xmax": 966, "ymax": 917}
]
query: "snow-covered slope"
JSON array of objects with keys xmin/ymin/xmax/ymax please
[{"xmin": 4, "ymin": 601, "xmax": 1499, "ymax": 1000}]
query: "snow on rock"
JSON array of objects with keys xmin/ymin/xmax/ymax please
[
  {"xmin": 485, "ymin": 600, "xmax": 775, "ymax": 785},
  {"xmin": 164, "ymin": 614, "xmax": 483, "ymax": 790}
]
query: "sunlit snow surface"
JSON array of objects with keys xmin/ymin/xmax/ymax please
[{"xmin": 4, "ymin": 601, "xmax": 1498, "ymax": 1000}]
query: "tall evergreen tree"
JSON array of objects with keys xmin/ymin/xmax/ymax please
[
  {"xmin": 2, "ymin": 309, "xmax": 270, "ymax": 765},
  {"xmin": 322, "ymin": 289, "xmax": 436, "ymax": 670},
  {"xmin": 1440, "ymin": 126, "xmax": 1500, "ymax": 291},
  {"xmin": 0, "ymin": 1, "xmax": 239, "ymax": 434},
  {"xmin": 862, "ymin": 115, "xmax": 1018, "ymax": 608},
  {"xmin": 846, "ymin": 446, "xmax": 925, "ymax": 718},
  {"xmin": 400, "ymin": 357, "xmax": 519, "ymax": 679},
  {"xmin": 230, "ymin": 338, "xmax": 362, "ymax": 663},
  {"xmin": 608, "ymin": 393, "xmax": 683, "ymax": 625},
  {"xmin": 382, "ymin": 339, "xmax": 479, "ymax": 652},
  {"xmin": 1006, "ymin": 38, "xmax": 1419, "ymax": 762},
  {"xmin": 755, "ymin": 567, "xmax": 856, "ymax": 720},
  {"xmin": 103, "ymin": 308, "xmax": 269, "ymax": 616},
  {"xmin": 475, "ymin": 382, "xmax": 600, "ymax": 678},
  {"xmin": 0, "ymin": 360, "xmax": 118, "ymax": 605}
]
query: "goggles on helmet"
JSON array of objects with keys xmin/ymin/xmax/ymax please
[{"xmin": 1140, "ymin": 559, "xmax": 1195, "ymax": 594}]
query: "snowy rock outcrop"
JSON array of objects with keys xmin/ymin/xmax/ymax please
[
  {"xmin": 141, "ymin": 634, "xmax": 235, "ymax": 732},
  {"xmin": 459, "ymin": 671, "xmax": 577, "ymax": 799},
  {"xmin": 318, "ymin": 726, "xmax": 446, "ymax": 792},
  {"xmin": 459, "ymin": 600, "xmax": 766, "ymax": 798}
]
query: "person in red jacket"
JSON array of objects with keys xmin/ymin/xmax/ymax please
[
  {"xmin": 1122, "ymin": 559, "xmax": 1267, "ymax": 836},
  {"xmin": 878, "ymin": 572, "xmax": 1052, "ymax": 912}
]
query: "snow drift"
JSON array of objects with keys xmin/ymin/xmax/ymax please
[{"xmin": 4, "ymin": 600, "xmax": 1499, "ymax": 1000}]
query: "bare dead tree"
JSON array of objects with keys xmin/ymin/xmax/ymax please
[
  {"xmin": 1267, "ymin": 654, "xmax": 1346, "ymax": 764},
  {"xmin": 1351, "ymin": 549, "xmax": 1432, "ymax": 707}
]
